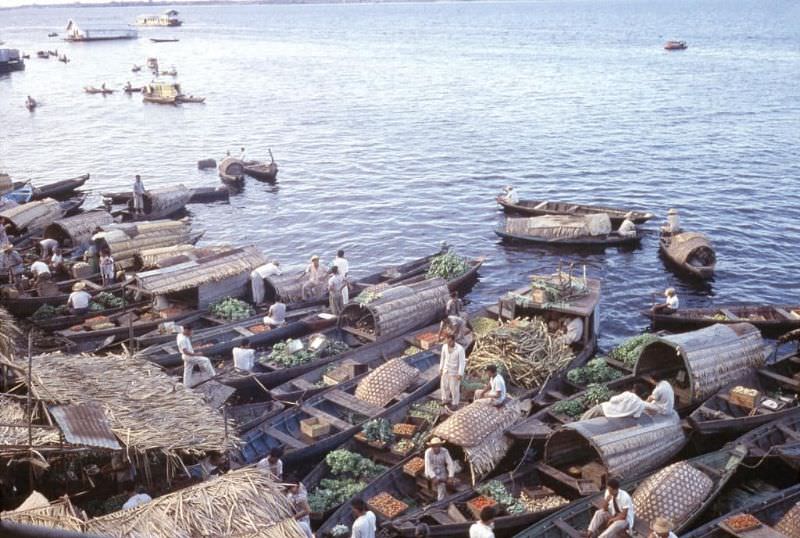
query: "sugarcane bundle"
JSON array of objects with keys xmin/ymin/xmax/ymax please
[{"xmin": 467, "ymin": 318, "xmax": 573, "ymax": 389}]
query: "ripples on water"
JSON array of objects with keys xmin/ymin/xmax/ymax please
[{"xmin": 1, "ymin": 0, "xmax": 799, "ymax": 349}]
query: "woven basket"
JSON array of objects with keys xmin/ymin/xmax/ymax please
[
  {"xmin": 632, "ymin": 461, "xmax": 713, "ymax": 526},
  {"xmin": 775, "ymin": 501, "xmax": 800, "ymax": 537},
  {"xmin": 355, "ymin": 358, "xmax": 419, "ymax": 407}
]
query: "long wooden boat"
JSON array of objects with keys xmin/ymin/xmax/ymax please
[
  {"xmin": 688, "ymin": 352, "xmax": 800, "ymax": 438},
  {"xmin": 117, "ymin": 185, "xmax": 191, "ymax": 221},
  {"xmin": 1, "ymin": 278, "xmax": 126, "ymax": 318},
  {"xmin": 30, "ymin": 174, "xmax": 89, "ymax": 200},
  {"xmin": 132, "ymin": 311, "xmax": 233, "ymax": 348},
  {"xmin": 233, "ymin": 350, "xmax": 440, "ymax": 467},
  {"xmin": 317, "ymin": 397, "xmax": 534, "ymax": 537},
  {"xmin": 242, "ymin": 160, "xmax": 278, "ymax": 182},
  {"xmin": 642, "ymin": 304, "xmax": 800, "ymax": 337},
  {"xmin": 659, "ymin": 230, "xmax": 715, "ymax": 280},
  {"xmin": 496, "ymin": 198, "xmax": 654, "ymax": 226},
  {"xmin": 102, "ymin": 186, "xmax": 229, "ymax": 205},
  {"xmin": 683, "ymin": 483, "xmax": 800, "ymax": 538},
  {"xmin": 496, "ymin": 228, "xmax": 642, "ymax": 248},
  {"xmin": 224, "ymin": 401, "xmax": 285, "ymax": 434},
  {"xmin": 736, "ymin": 414, "xmax": 800, "ymax": 468},
  {"xmin": 218, "ymin": 157, "xmax": 245, "ymax": 190},
  {"xmin": 31, "ymin": 297, "xmax": 148, "ymax": 332},
  {"xmin": 512, "ymin": 444, "xmax": 747, "ymax": 538},
  {"xmin": 2, "ymin": 183, "xmax": 33, "ymax": 205},
  {"xmin": 55, "ymin": 305, "xmax": 203, "ymax": 352},
  {"xmin": 84, "ymin": 86, "xmax": 114, "ymax": 95}
]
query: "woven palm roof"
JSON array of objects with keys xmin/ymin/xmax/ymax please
[
  {"xmin": 135, "ymin": 245, "xmax": 267, "ymax": 295},
  {"xmin": 43, "ymin": 210, "xmax": 115, "ymax": 247},
  {"xmin": 0, "ymin": 198, "xmax": 61, "ymax": 232}
]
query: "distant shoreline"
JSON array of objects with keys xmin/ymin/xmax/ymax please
[{"xmin": 2, "ymin": 0, "xmax": 436, "ymax": 12}]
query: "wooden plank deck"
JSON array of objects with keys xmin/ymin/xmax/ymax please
[
  {"xmin": 264, "ymin": 426, "xmax": 306, "ymax": 449},
  {"xmin": 323, "ymin": 389, "xmax": 383, "ymax": 416}
]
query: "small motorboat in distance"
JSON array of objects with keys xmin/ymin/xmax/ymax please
[
  {"xmin": 25, "ymin": 96, "xmax": 37, "ymax": 111},
  {"xmin": 150, "ymin": 38, "xmax": 180, "ymax": 43},
  {"xmin": 84, "ymin": 86, "xmax": 114, "ymax": 95},
  {"xmin": 48, "ymin": 32, "xmax": 58, "ymax": 37},
  {"xmin": 176, "ymin": 95, "xmax": 205, "ymax": 104},
  {"xmin": 665, "ymin": 40, "xmax": 688, "ymax": 50}
]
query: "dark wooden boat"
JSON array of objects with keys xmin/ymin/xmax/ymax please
[
  {"xmin": 225, "ymin": 401, "xmax": 285, "ymax": 434},
  {"xmin": 218, "ymin": 157, "xmax": 245, "ymax": 190},
  {"xmin": 115, "ymin": 185, "xmax": 191, "ymax": 221},
  {"xmin": 513, "ymin": 444, "xmax": 747, "ymax": 538},
  {"xmin": 150, "ymin": 38, "xmax": 179, "ymax": 43},
  {"xmin": 25, "ymin": 98, "xmax": 37, "ymax": 111},
  {"xmin": 496, "ymin": 198, "xmax": 654, "ymax": 226},
  {"xmin": 101, "ymin": 186, "xmax": 229, "ymax": 205},
  {"xmin": 176, "ymin": 95, "xmax": 205, "ymax": 104},
  {"xmin": 1, "ymin": 279, "xmax": 126, "ymax": 318},
  {"xmin": 84, "ymin": 86, "xmax": 114, "ymax": 95},
  {"xmin": 132, "ymin": 311, "xmax": 233, "ymax": 349},
  {"xmin": 317, "ymin": 397, "xmax": 534, "ymax": 537},
  {"xmin": 30, "ymin": 174, "xmax": 89, "ymax": 200},
  {"xmin": 55, "ymin": 305, "xmax": 203, "ymax": 352},
  {"xmin": 123, "ymin": 86, "xmax": 143, "ymax": 93},
  {"xmin": 642, "ymin": 304, "xmax": 800, "ymax": 337},
  {"xmin": 689, "ymin": 351, "xmax": 800, "ymax": 438},
  {"xmin": 660, "ymin": 230, "xmax": 715, "ymax": 280},
  {"xmin": 233, "ymin": 350, "xmax": 440, "ymax": 467},
  {"xmin": 737, "ymin": 414, "xmax": 800, "ymax": 468},
  {"xmin": 31, "ymin": 298, "xmax": 148, "ymax": 333},
  {"xmin": 59, "ymin": 193, "xmax": 87, "ymax": 217},
  {"xmin": 496, "ymin": 228, "xmax": 642, "ymax": 248},
  {"xmin": 242, "ymin": 160, "xmax": 278, "ymax": 182},
  {"xmin": 683, "ymin": 483, "xmax": 800, "ymax": 538},
  {"xmin": 664, "ymin": 40, "xmax": 688, "ymax": 50}
]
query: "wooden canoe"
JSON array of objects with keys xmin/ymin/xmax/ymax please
[
  {"xmin": 218, "ymin": 157, "xmax": 245, "ymax": 190},
  {"xmin": 102, "ymin": 186, "xmax": 229, "ymax": 205},
  {"xmin": 232, "ymin": 350, "xmax": 440, "ymax": 467},
  {"xmin": 513, "ymin": 444, "xmax": 747, "ymax": 538},
  {"xmin": 0, "ymin": 279, "xmax": 126, "ymax": 318},
  {"xmin": 736, "ymin": 414, "xmax": 800, "ymax": 468},
  {"xmin": 132, "ymin": 311, "xmax": 232, "ymax": 349},
  {"xmin": 242, "ymin": 161, "xmax": 278, "ymax": 182},
  {"xmin": 31, "ymin": 298, "xmax": 148, "ymax": 332},
  {"xmin": 224, "ymin": 401, "xmax": 284, "ymax": 434},
  {"xmin": 689, "ymin": 352, "xmax": 800, "ymax": 438},
  {"xmin": 659, "ymin": 230, "xmax": 715, "ymax": 280},
  {"xmin": 27, "ymin": 174, "xmax": 89, "ymax": 200},
  {"xmin": 84, "ymin": 87, "xmax": 114, "ymax": 95},
  {"xmin": 682, "ymin": 483, "xmax": 800, "ymax": 538},
  {"xmin": 496, "ymin": 228, "xmax": 642, "ymax": 248},
  {"xmin": 496, "ymin": 198, "xmax": 654, "ymax": 226},
  {"xmin": 642, "ymin": 304, "xmax": 800, "ymax": 337}
]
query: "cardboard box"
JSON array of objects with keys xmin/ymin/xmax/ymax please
[{"xmin": 300, "ymin": 417, "xmax": 330, "ymax": 439}]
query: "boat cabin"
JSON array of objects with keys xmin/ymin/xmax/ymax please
[
  {"xmin": 143, "ymin": 82, "xmax": 182, "ymax": 104},
  {"xmin": 136, "ymin": 10, "xmax": 182, "ymax": 26},
  {"xmin": 0, "ymin": 48, "xmax": 25, "ymax": 73},
  {"xmin": 64, "ymin": 20, "xmax": 138, "ymax": 41}
]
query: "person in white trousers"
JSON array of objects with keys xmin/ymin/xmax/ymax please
[
  {"xmin": 586, "ymin": 477, "xmax": 635, "ymax": 538},
  {"xmin": 177, "ymin": 326, "xmax": 216, "ymax": 388},
  {"xmin": 439, "ymin": 333, "xmax": 466, "ymax": 410}
]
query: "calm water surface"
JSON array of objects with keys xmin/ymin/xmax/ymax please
[{"xmin": 1, "ymin": 0, "xmax": 799, "ymax": 349}]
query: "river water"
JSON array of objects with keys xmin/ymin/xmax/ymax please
[{"xmin": 1, "ymin": 0, "xmax": 799, "ymax": 349}]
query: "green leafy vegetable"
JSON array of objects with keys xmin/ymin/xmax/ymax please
[
  {"xmin": 477, "ymin": 480, "xmax": 526, "ymax": 515},
  {"xmin": 567, "ymin": 358, "xmax": 623, "ymax": 385},
  {"xmin": 362, "ymin": 418, "xmax": 394, "ymax": 444},
  {"xmin": 425, "ymin": 250, "xmax": 470, "ymax": 280},
  {"xmin": 210, "ymin": 297, "xmax": 254, "ymax": 321},
  {"xmin": 608, "ymin": 334, "xmax": 658, "ymax": 368}
]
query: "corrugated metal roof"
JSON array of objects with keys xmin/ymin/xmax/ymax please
[{"xmin": 49, "ymin": 403, "xmax": 121, "ymax": 450}]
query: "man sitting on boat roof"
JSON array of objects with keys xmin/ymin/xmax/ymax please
[
  {"xmin": 661, "ymin": 208, "xmax": 681, "ymax": 235},
  {"xmin": 644, "ymin": 380, "xmax": 675, "ymax": 416},
  {"xmin": 500, "ymin": 184, "xmax": 519, "ymax": 204},
  {"xmin": 473, "ymin": 364, "xmax": 507, "ymax": 407},
  {"xmin": 617, "ymin": 212, "xmax": 637, "ymax": 238}
]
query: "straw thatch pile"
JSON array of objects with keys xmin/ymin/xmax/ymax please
[
  {"xmin": 23, "ymin": 353, "xmax": 235, "ymax": 454},
  {"xmin": 43, "ymin": 210, "xmax": 114, "ymax": 248},
  {"xmin": 0, "ymin": 198, "xmax": 62, "ymax": 234},
  {"xmin": 340, "ymin": 279, "xmax": 449, "ymax": 339},
  {"xmin": 1, "ymin": 491, "xmax": 86, "ymax": 532},
  {"xmin": 135, "ymin": 246, "xmax": 267, "ymax": 296},
  {"xmin": 505, "ymin": 214, "xmax": 612, "ymax": 239},
  {"xmin": 0, "ymin": 396, "xmax": 61, "ymax": 448},
  {"xmin": 0, "ymin": 305, "xmax": 20, "ymax": 359},
  {"xmin": 85, "ymin": 467, "xmax": 307, "ymax": 538},
  {"xmin": 432, "ymin": 399, "xmax": 531, "ymax": 483},
  {"xmin": 96, "ymin": 220, "xmax": 194, "ymax": 267},
  {"xmin": 136, "ymin": 244, "xmax": 201, "ymax": 269},
  {"xmin": 263, "ymin": 271, "xmax": 317, "ymax": 303},
  {"xmin": 665, "ymin": 232, "xmax": 714, "ymax": 265},
  {"xmin": 634, "ymin": 322, "xmax": 766, "ymax": 402},
  {"xmin": 138, "ymin": 185, "xmax": 191, "ymax": 218}
]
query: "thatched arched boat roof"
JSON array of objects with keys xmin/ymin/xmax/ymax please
[
  {"xmin": 0, "ymin": 198, "xmax": 61, "ymax": 235},
  {"xmin": 665, "ymin": 231, "xmax": 715, "ymax": 265},
  {"xmin": 43, "ymin": 210, "xmax": 114, "ymax": 248},
  {"xmin": 219, "ymin": 157, "xmax": 245, "ymax": 177},
  {"xmin": 634, "ymin": 322, "xmax": 766, "ymax": 403}
]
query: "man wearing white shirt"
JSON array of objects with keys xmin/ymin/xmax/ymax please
[
  {"xmin": 645, "ymin": 380, "xmax": 675, "ymax": 416},
  {"xmin": 473, "ymin": 365, "xmax": 507, "ymax": 407},
  {"xmin": 39, "ymin": 238, "xmax": 59, "ymax": 259},
  {"xmin": 132, "ymin": 175, "xmax": 146, "ymax": 216},
  {"xmin": 177, "ymin": 326, "xmax": 216, "ymax": 388},
  {"xmin": 350, "ymin": 498, "xmax": 376, "ymax": 538},
  {"xmin": 502, "ymin": 185, "xmax": 519, "ymax": 204},
  {"xmin": 469, "ymin": 506, "xmax": 497, "ymax": 538},
  {"xmin": 263, "ymin": 301, "xmax": 286, "ymax": 327},
  {"xmin": 250, "ymin": 260, "xmax": 281, "ymax": 304},
  {"xmin": 586, "ymin": 477, "xmax": 635, "ymax": 538},
  {"xmin": 122, "ymin": 485, "xmax": 152, "ymax": 510},
  {"xmin": 328, "ymin": 266, "xmax": 346, "ymax": 315},
  {"xmin": 617, "ymin": 212, "xmax": 638, "ymax": 238},
  {"xmin": 439, "ymin": 333, "xmax": 466, "ymax": 410},
  {"xmin": 67, "ymin": 282, "xmax": 92, "ymax": 314},
  {"xmin": 333, "ymin": 249, "xmax": 350, "ymax": 303},
  {"xmin": 30, "ymin": 259, "xmax": 50, "ymax": 278},
  {"xmin": 232, "ymin": 339, "xmax": 255, "ymax": 371},
  {"xmin": 424, "ymin": 437, "xmax": 456, "ymax": 501}
]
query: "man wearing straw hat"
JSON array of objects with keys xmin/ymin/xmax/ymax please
[
  {"xmin": 649, "ymin": 517, "xmax": 677, "ymax": 538},
  {"xmin": 424, "ymin": 437, "xmax": 456, "ymax": 501},
  {"xmin": 177, "ymin": 326, "xmax": 216, "ymax": 388},
  {"xmin": 439, "ymin": 333, "xmax": 466, "ymax": 411},
  {"xmin": 67, "ymin": 282, "xmax": 92, "ymax": 314},
  {"xmin": 617, "ymin": 212, "xmax": 637, "ymax": 238}
]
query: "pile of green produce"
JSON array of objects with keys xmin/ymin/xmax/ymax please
[
  {"xmin": 308, "ymin": 450, "xmax": 387, "ymax": 514},
  {"xmin": 262, "ymin": 340, "xmax": 316, "ymax": 368},
  {"xmin": 425, "ymin": 250, "xmax": 470, "ymax": 280},
  {"xmin": 477, "ymin": 480, "xmax": 526, "ymax": 514},
  {"xmin": 566, "ymin": 358, "xmax": 623, "ymax": 385},
  {"xmin": 408, "ymin": 400, "xmax": 444, "ymax": 424},
  {"xmin": 607, "ymin": 334, "xmax": 658, "ymax": 368},
  {"xmin": 331, "ymin": 525, "xmax": 350, "ymax": 537},
  {"xmin": 528, "ymin": 274, "xmax": 589, "ymax": 304},
  {"xmin": 470, "ymin": 317, "xmax": 500, "ymax": 338},
  {"xmin": 92, "ymin": 292, "xmax": 125, "ymax": 309},
  {"xmin": 354, "ymin": 288, "xmax": 383, "ymax": 305},
  {"xmin": 210, "ymin": 297, "xmax": 255, "ymax": 321},
  {"xmin": 32, "ymin": 304, "xmax": 67, "ymax": 320},
  {"xmin": 551, "ymin": 384, "xmax": 614, "ymax": 419},
  {"xmin": 362, "ymin": 418, "xmax": 395, "ymax": 444}
]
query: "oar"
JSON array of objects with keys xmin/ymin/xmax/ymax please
[{"xmin": 268, "ymin": 148, "xmax": 274, "ymax": 164}]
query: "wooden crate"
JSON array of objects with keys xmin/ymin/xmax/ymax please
[
  {"xmin": 392, "ymin": 422, "xmax": 419, "ymax": 438},
  {"xmin": 367, "ymin": 492, "xmax": 408, "ymax": 520},
  {"xmin": 530, "ymin": 288, "xmax": 549, "ymax": 303},
  {"xmin": 323, "ymin": 361, "xmax": 368, "ymax": 386},
  {"xmin": 730, "ymin": 386, "xmax": 760, "ymax": 409},
  {"xmin": 390, "ymin": 442, "xmax": 414, "ymax": 458},
  {"xmin": 416, "ymin": 332, "xmax": 441, "ymax": 350},
  {"xmin": 403, "ymin": 457, "xmax": 425, "ymax": 477},
  {"xmin": 466, "ymin": 496, "xmax": 497, "ymax": 520},
  {"xmin": 300, "ymin": 418, "xmax": 330, "ymax": 439}
]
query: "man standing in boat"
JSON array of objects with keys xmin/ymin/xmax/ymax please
[
  {"xmin": 132, "ymin": 175, "xmax": 145, "ymax": 217},
  {"xmin": 327, "ymin": 265, "xmax": 346, "ymax": 315},
  {"xmin": 333, "ymin": 249, "xmax": 350, "ymax": 304},
  {"xmin": 439, "ymin": 332, "xmax": 466, "ymax": 411},
  {"xmin": 177, "ymin": 326, "xmax": 216, "ymax": 388}
]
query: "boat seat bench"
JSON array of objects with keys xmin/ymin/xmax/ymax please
[
  {"xmin": 552, "ymin": 518, "xmax": 583, "ymax": 538},
  {"xmin": 323, "ymin": 389, "xmax": 383, "ymax": 416},
  {"xmin": 265, "ymin": 426, "xmax": 306, "ymax": 449},
  {"xmin": 300, "ymin": 406, "xmax": 352, "ymax": 432}
]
